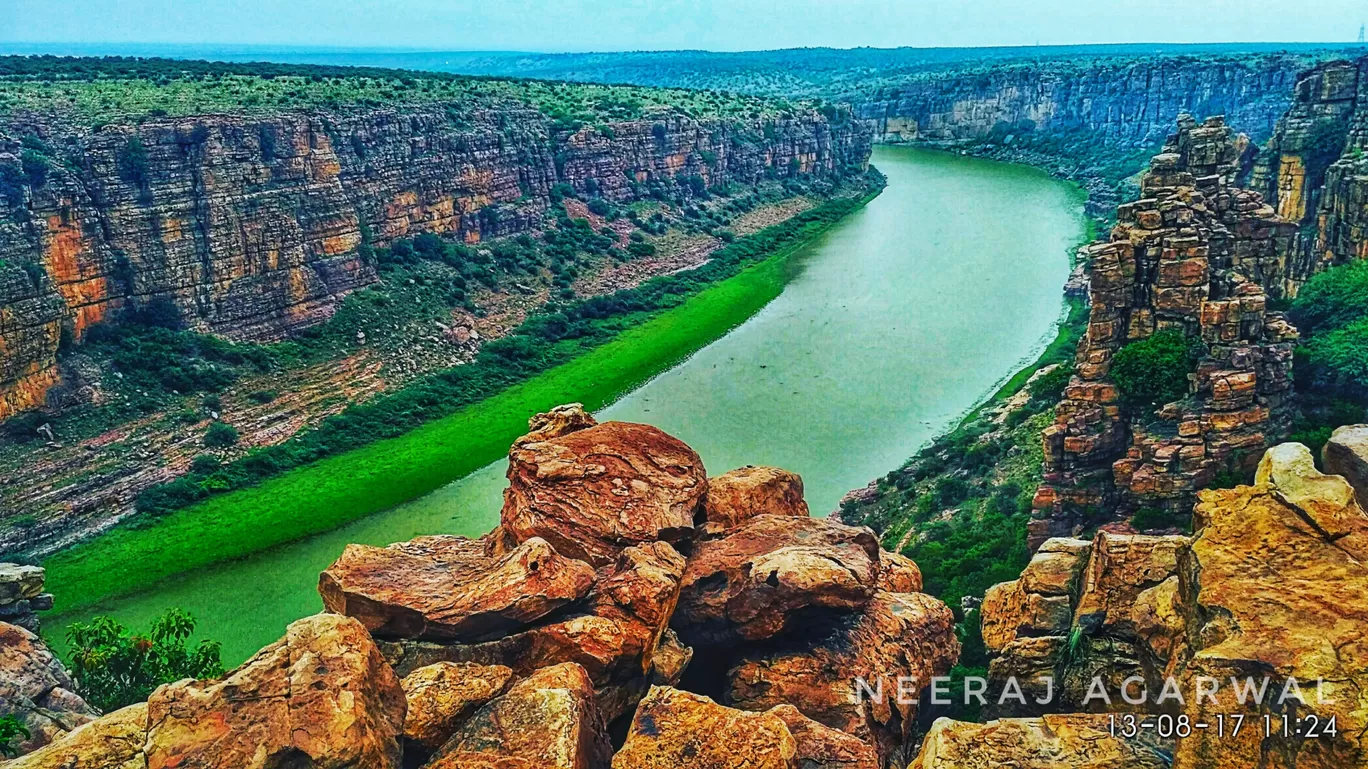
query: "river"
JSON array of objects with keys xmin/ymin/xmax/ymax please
[{"xmin": 45, "ymin": 146, "xmax": 1084, "ymax": 664}]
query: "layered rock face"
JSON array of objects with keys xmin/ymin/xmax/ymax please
[
  {"xmin": 858, "ymin": 56, "xmax": 1305, "ymax": 148},
  {"xmin": 1033, "ymin": 115, "xmax": 1300, "ymax": 544},
  {"xmin": 0, "ymin": 106, "xmax": 870, "ymax": 419},
  {"xmin": 0, "ymin": 620, "xmax": 98, "ymax": 756},
  {"xmin": 959, "ymin": 435, "xmax": 1368, "ymax": 769},
  {"xmin": 1252, "ymin": 55, "xmax": 1368, "ymax": 268}
]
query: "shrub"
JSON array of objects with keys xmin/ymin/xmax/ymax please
[
  {"xmin": 117, "ymin": 137, "xmax": 150, "ymax": 186},
  {"xmin": 0, "ymin": 715, "xmax": 28, "ymax": 758},
  {"xmin": 20, "ymin": 149, "xmax": 49, "ymax": 188},
  {"xmin": 204, "ymin": 422, "xmax": 239, "ymax": 448},
  {"xmin": 1130, "ymin": 506, "xmax": 1189, "ymax": 532},
  {"xmin": 247, "ymin": 390, "xmax": 277, "ymax": 404},
  {"xmin": 65, "ymin": 609, "xmax": 223, "ymax": 712},
  {"xmin": 1111, "ymin": 330, "xmax": 1200, "ymax": 410},
  {"xmin": 0, "ymin": 161, "xmax": 24, "ymax": 206},
  {"xmin": 1290, "ymin": 259, "xmax": 1368, "ymax": 336},
  {"xmin": 1028, "ymin": 363, "xmax": 1072, "ymax": 402}
]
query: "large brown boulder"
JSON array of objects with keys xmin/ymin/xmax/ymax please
[
  {"xmin": 727, "ymin": 591, "xmax": 959, "ymax": 764},
  {"xmin": 908, "ymin": 715, "xmax": 1168, "ymax": 768},
  {"xmin": 767, "ymin": 704, "xmax": 879, "ymax": 769},
  {"xmin": 425, "ymin": 663, "xmax": 610, "ymax": 769},
  {"xmin": 401, "ymin": 662, "xmax": 513, "ymax": 752},
  {"xmin": 702, "ymin": 466, "xmax": 809, "ymax": 534},
  {"xmin": 1175, "ymin": 450, "xmax": 1368, "ymax": 768},
  {"xmin": 516, "ymin": 402, "xmax": 599, "ymax": 446},
  {"xmin": 611, "ymin": 686, "xmax": 798, "ymax": 769},
  {"xmin": 673, "ymin": 515, "xmax": 881, "ymax": 646},
  {"xmin": 0, "ymin": 621, "xmax": 98, "ymax": 755},
  {"xmin": 380, "ymin": 542, "xmax": 687, "ymax": 723},
  {"xmin": 319, "ymin": 534, "xmax": 596, "ymax": 642},
  {"xmin": 874, "ymin": 551, "xmax": 923, "ymax": 593},
  {"xmin": 144, "ymin": 613, "xmax": 406, "ymax": 769},
  {"xmin": 501, "ymin": 420, "xmax": 707, "ymax": 565},
  {"xmin": 14, "ymin": 614, "xmax": 406, "ymax": 769}
]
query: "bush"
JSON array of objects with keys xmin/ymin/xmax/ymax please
[
  {"xmin": 1130, "ymin": 506, "xmax": 1189, "ymax": 532},
  {"xmin": 1028, "ymin": 363, "xmax": 1072, "ymax": 402},
  {"xmin": 117, "ymin": 137, "xmax": 150, "ymax": 186},
  {"xmin": 1110, "ymin": 330, "xmax": 1200, "ymax": 410},
  {"xmin": 204, "ymin": 422, "xmax": 239, "ymax": 448},
  {"xmin": 1290, "ymin": 259, "xmax": 1368, "ymax": 336},
  {"xmin": 20, "ymin": 148, "xmax": 49, "ymax": 188},
  {"xmin": 0, "ymin": 715, "xmax": 27, "ymax": 758},
  {"xmin": 65, "ymin": 609, "xmax": 223, "ymax": 712}
]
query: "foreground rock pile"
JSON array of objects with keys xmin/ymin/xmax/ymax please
[
  {"xmin": 11, "ymin": 405, "xmax": 957, "ymax": 769},
  {"xmin": 966, "ymin": 431, "xmax": 1368, "ymax": 768}
]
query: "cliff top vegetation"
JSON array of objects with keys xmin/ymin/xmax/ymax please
[{"xmin": 0, "ymin": 55, "xmax": 812, "ymax": 126}]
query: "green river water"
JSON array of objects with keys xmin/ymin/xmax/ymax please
[{"xmin": 46, "ymin": 147, "xmax": 1085, "ymax": 664}]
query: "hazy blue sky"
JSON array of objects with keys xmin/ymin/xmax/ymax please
[{"xmin": 3, "ymin": 0, "xmax": 1365, "ymax": 52}]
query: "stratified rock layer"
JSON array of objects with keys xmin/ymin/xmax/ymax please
[{"xmin": 1034, "ymin": 114, "xmax": 1299, "ymax": 544}]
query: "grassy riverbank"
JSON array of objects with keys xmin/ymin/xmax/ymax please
[{"xmin": 43, "ymin": 186, "xmax": 879, "ymax": 612}]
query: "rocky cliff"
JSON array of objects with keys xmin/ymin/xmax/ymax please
[
  {"xmin": 1253, "ymin": 55, "xmax": 1368, "ymax": 272},
  {"xmin": 1032, "ymin": 115, "xmax": 1301, "ymax": 543},
  {"xmin": 861, "ymin": 56, "xmax": 1305, "ymax": 148},
  {"xmin": 970, "ymin": 433, "xmax": 1368, "ymax": 768},
  {"xmin": 0, "ymin": 104, "xmax": 870, "ymax": 420}
]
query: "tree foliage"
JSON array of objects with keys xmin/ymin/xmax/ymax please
[
  {"xmin": 0, "ymin": 715, "xmax": 29, "ymax": 758},
  {"xmin": 65, "ymin": 609, "xmax": 223, "ymax": 713},
  {"xmin": 1110, "ymin": 329, "xmax": 1200, "ymax": 410}
]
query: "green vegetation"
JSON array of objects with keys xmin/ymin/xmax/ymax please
[
  {"xmin": 65, "ymin": 609, "xmax": 222, "ymax": 712},
  {"xmin": 0, "ymin": 715, "xmax": 28, "ymax": 758},
  {"xmin": 203, "ymin": 422, "xmax": 239, "ymax": 448},
  {"xmin": 1110, "ymin": 329, "xmax": 1201, "ymax": 410},
  {"xmin": 42, "ymin": 179, "xmax": 881, "ymax": 611},
  {"xmin": 1284, "ymin": 261, "xmax": 1368, "ymax": 457},
  {"xmin": 1129, "ymin": 506, "xmax": 1191, "ymax": 533},
  {"xmin": 0, "ymin": 55, "xmax": 803, "ymax": 126}
]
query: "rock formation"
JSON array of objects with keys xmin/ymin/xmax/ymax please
[
  {"xmin": 967, "ymin": 436, "xmax": 1368, "ymax": 768},
  {"xmin": 909, "ymin": 715, "xmax": 1169, "ymax": 769},
  {"xmin": 0, "ymin": 562, "xmax": 52, "ymax": 633},
  {"xmin": 700, "ymin": 465, "xmax": 810, "ymax": 534},
  {"xmin": 1033, "ymin": 114, "xmax": 1300, "ymax": 544},
  {"xmin": 0, "ymin": 104, "xmax": 871, "ymax": 420},
  {"xmin": 0, "ymin": 621, "xmax": 98, "ymax": 755}
]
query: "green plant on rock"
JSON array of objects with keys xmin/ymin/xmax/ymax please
[
  {"xmin": 1110, "ymin": 329, "xmax": 1201, "ymax": 410},
  {"xmin": 65, "ymin": 608, "xmax": 223, "ymax": 712},
  {"xmin": 203, "ymin": 422, "xmax": 239, "ymax": 448},
  {"xmin": 0, "ymin": 714, "xmax": 29, "ymax": 758}
]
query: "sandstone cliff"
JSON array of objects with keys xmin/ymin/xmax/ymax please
[
  {"xmin": 1032, "ymin": 115, "xmax": 1300, "ymax": 543},
  {"xmin": 969, "ymin": 434, "xmax": 1368, "ymax": 768},
  {"xmin": 0, "ymin": 103, "xmax": 870, "ymax": 420}
]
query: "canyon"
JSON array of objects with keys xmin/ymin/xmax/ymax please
[{"xmin": 4, "ymin": 406, "xmax": 1367, "ymax": 768}]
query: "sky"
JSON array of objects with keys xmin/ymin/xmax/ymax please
[{"xmin": 2, "ymin": 0, "xmax": 1365, "ymax": 52}]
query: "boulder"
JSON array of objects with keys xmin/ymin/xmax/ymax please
[
  {"xmin": 502, "ymin": 420, "xmax": 707, "ymax": 565},
  {"xmin": 1018, "ymin": 537, "xmax": 1090, "ymax": 596},
  {"xmin": 648, "ymin": 629, "xmax": 693, "ymax": 686},
  {"xmin": 1071, "ymin": 531, "xmax": 1187, "ymax": 642},
  {"xmin": 1178, "ymin": 455, "xmax": 1368, "ymax": 768},
  {"xmin": 425, "ymin": 663, "xmax": 610, "ymax": 769},
  {"xmin": 702, "ymin": 465, "xmax": 809, "ymax": 534},
  {"xmin": 767, "ymin": 704, "xmax": 879, "ymax": 769},
  {"xmin": 0, "ymin": 621, "xmax": 98, "ymax": 755},
  {"xmin": 4, "ymin": 704, "xmax": 148, "ymax": 769},
  {"xmin": 380, "ymin": 542, "xmax": 686, "ymax": 723},
  {"xmin": 319, "ymin": 535, "xmax": 596, "ymax": 642},
  {"xmin": 727, "ymin": 591, "xmax": 959, "ymax": 764},
  {"xmin": 908, "ymin": 715, "xmax": 1168, "ymax": 768},
  {"xmin": 1323, "ymin": 424, "xmax": 1368, "ymax": 510},
  {"xmin": 979, "ymin": 580, "xmax": 1072, "ymax": 652},
  {"xmin": 874, "ymin": 550, "xmax": 923, "ymax": 593},
  {"xmin": 401, "ymin": 662, "xmax": 513, "ymax": 752},
  {"xmin": 516, "ymin": 402, "xmax": 598, "ymax": 446},
  {"xmin": 673, "ymin": 515, "xmax": 880, "ymax": 646},
  {"xmin": 611, "ymin": 686, "xmax": 797, "ymax": 769},
  {"xmin": 1257, "ymin": 440, "xmax": 1368, "ymax": 560},
  {"xmin": 144, "ymin": 613, "xmax": 406, "ymax": 769}
]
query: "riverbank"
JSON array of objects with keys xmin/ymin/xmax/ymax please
[{"xmin": 42, "ymin": 183, "xmax": 883, "ymax": 614}]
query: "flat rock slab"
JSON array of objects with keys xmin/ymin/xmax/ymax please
[
  {"xmin": 612, "ymin": 686, "xmax": 797, "ymax": 769},
  {"xmin": 320, "ymin": 534, "xmax": 596, "ymax": 642}
]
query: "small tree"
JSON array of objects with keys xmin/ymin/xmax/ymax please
[
  {"xmin": 0, "ymin": 714, "xmax": 29, "ymax": 758},
  {"xmin": 204, "ymin": 422, "xmax": 239, "ymax": 448},
  {"xmin": 1111, "ymin": 330, "xmax": 1201, "ymax": 410},
  {"xmin": 65, "ymin": 609, "xmax": 223, "ymax": 712}
]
